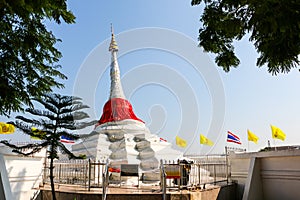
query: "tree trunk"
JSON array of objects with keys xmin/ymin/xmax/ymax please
[{"xmin": 49, "ymin": 156, "xmax": 56, "ymax": 200}]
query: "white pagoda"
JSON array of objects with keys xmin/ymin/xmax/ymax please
[{"xmin": 72, "ymin": 27, "xmax": 182, "ymax": 173}]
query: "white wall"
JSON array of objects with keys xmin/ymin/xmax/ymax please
[
  {"xmin": 0, "ymin": 154, "xmax": 13, "ymax": 200},
  {"xmin": 0, "ymin": 146, "xmax": 46, "ymax": 200},
  {"xmin": 230, "ymin": 149, "xmax": 300, "ymax": 200}
]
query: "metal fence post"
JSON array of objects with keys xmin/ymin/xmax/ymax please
[
  {"xmin": 102, "ymin": 172, "xmax": 105, "ymax": 200},
  {"xmin": 84, "ymin": 162, "xmax": 87, "ymax": 188},
  {"xmin": 102, "ymin": 159, "xmax": 109, "ymax": 200},
  {"xmin": 42, "ymin": 152, "xmax": 47, "ymax": 186},
  {"xmin": 198, "ymin": 163, "xmax": 201, "ymax": 186},
  {"xmin": 213, "ymin": 164, "xmax": 216, "ymax": 185},
  {"xmin": 163, "ymin": 170, "xmax": 166, "ymax": 200},
  {"xmin": 88, "ymin": 159, "xmax": 91, "ymax": 191},
  {"xmin": 160, "ymin": 160, "xmax": 166, "ymax": 200},
  {"xmin": 58, "ymin": 164, "xmax": 61, "ymax": 187},
  {"xmin": 98, "ymin": 161, "xmax": 100, "ymax": 186},
  {"xmin": 178, "ymin": 160, "xmax": 180, "ymax": 191},
  {"xmin": 225, "ymin": 146, "xmax": 229, "ymax": 183}
]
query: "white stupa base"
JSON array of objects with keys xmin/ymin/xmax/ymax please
[{"xmin": 72, "ymin": 119, "xmax": 183, "ymax": 172}]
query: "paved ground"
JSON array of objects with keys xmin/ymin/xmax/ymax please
[
  {"xmin": 38, "ymin": 183, "xmax": 222, "ymax": 200},
  {"xmin": 38, "ymin": 182, "xmax": 218, "ymax": 194}
]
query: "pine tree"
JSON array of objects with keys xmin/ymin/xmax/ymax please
[{"xmin": 0, "ymin": 93, "xmax": 97, "ymax": 200}]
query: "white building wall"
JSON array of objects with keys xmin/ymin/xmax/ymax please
[
  {"xmin": 0, "ymin": 146, "xmax": 46, "ymax": 200},
  {"xmin": 0, "ymin": 154, "xmax": 13, "ymax": 200},
  {"xmin": 230, "ymin": 149, "xmax": 300, "ymax": 200}
]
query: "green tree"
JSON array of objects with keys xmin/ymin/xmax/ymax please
[
  {"xmin": 0, "ymin": 93, "xmax": 97, "ymax": 200},
  {"xmin": 191, "ymin": 0, "xmax": 300, "ymax": 74},
  {"xmin": 0, "ymin": 1, "xmax": 75, "ymax": 116}
]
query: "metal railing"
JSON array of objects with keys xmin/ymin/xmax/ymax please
[
  {"xmin": 43, "ymin": 159, "xmax": 107, "ymax": 190},
  {"xmin": 160, "ymin": 156, "xmax": 229, "ymax": 190},
  {"xmin": 42, "ymin": 155, "xmax": 230, "ymax": 193},
  {"xmin": 30, "ymin": 190, "xmax": 40, "ymax": 200}
]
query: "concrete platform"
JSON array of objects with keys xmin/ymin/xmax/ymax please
[{"xmin": 37, "ymin": 183, "xmax": 222, "ymax": 200}]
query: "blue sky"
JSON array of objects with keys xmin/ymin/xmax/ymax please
[{"xmin": 1, "ymin": 0, "xmax": 300, "ymax": 154}]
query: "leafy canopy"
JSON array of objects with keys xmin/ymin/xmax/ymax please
[
  {"xmin": 0, "ymin": 1, "xmax": 75, "ymax": 116},
  {"xmin": 191, "ymin": 0, "xmax": 300, "ymax": 74}
]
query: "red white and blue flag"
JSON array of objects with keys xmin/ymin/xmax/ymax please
[
  {"xmin": 227, "ymin": 131, "xmax": 242, "ymax": 144},
  {"xmin": 160, "ymin": 137, "xmax": 167, "ymax": 142},
  {"xmin": 60, "ymin": 135, "xmax": 75, "ymax": 144}
]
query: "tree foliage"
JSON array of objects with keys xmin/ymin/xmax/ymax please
[
  {"xmin": 0, "ymin": 93, "xmax": 97, "ymax": 200},
  {"xmin": 0, "ymin": 1, "xmax": 75, "ymax": 116},
  {"xmin": 191, "ymin": 0, "xmax": 300, "ymax": 74}
]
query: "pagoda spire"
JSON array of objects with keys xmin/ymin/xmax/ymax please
[
  {"xmin": 109, "ymin": 24, "xmax": 125, "ymax": 99},
  {"xmin": 97, "ymin": 26, "xmax": 144, "ymax": 125}
]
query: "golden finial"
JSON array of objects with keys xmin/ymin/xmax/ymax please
[{"xmin": 109, "ymin": 23, "xmax": 118, "ymax": 52}]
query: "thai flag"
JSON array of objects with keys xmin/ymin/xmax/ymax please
[
  {"xmin": 160, "ymin": 137, "xmax": 167, "ymax": 142},
  {"xmin": 60, "ymin": 135, "xmax": 75, "ymax": 144},
  {"xmin": 227, "ymin": 131, "xmax": 242, "ymax": 144}
]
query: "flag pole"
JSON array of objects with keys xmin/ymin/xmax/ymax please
[
  {"xmin": 248, "ymin": 141, "xmax": 250, "ymax": 152},
  {"xmin": 247, "ymin": 129, "xmax": 249, "ymax": 152},
  {"xmin": 273, "ymin": 138, "xmax": 277, "ymax": 151},
  {"xmin": 225, "ymin": 146, "xmax": 229, "ymax": 183}
]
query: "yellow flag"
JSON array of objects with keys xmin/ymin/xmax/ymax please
[
  {"xmin": 271, "ymin": 125, "xmax": 286, "ymax": 141},
  {"xmin": 175, "ymin": 136, "xmax": 187, "ymax": 148},
  {"xmin": 0, "ymin": 122, "xmax": 15, "ymax": 134},
  {"xmin": 31, "ymin": 127, "xmax": 46, "ymax": 140},
  {"xmin": 200, "ymin": 134, "xmax": 214, "ymax": 146},
  {"xmin": 247, "ymin": 129, "xmax": 259, "ymax": 144}
]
